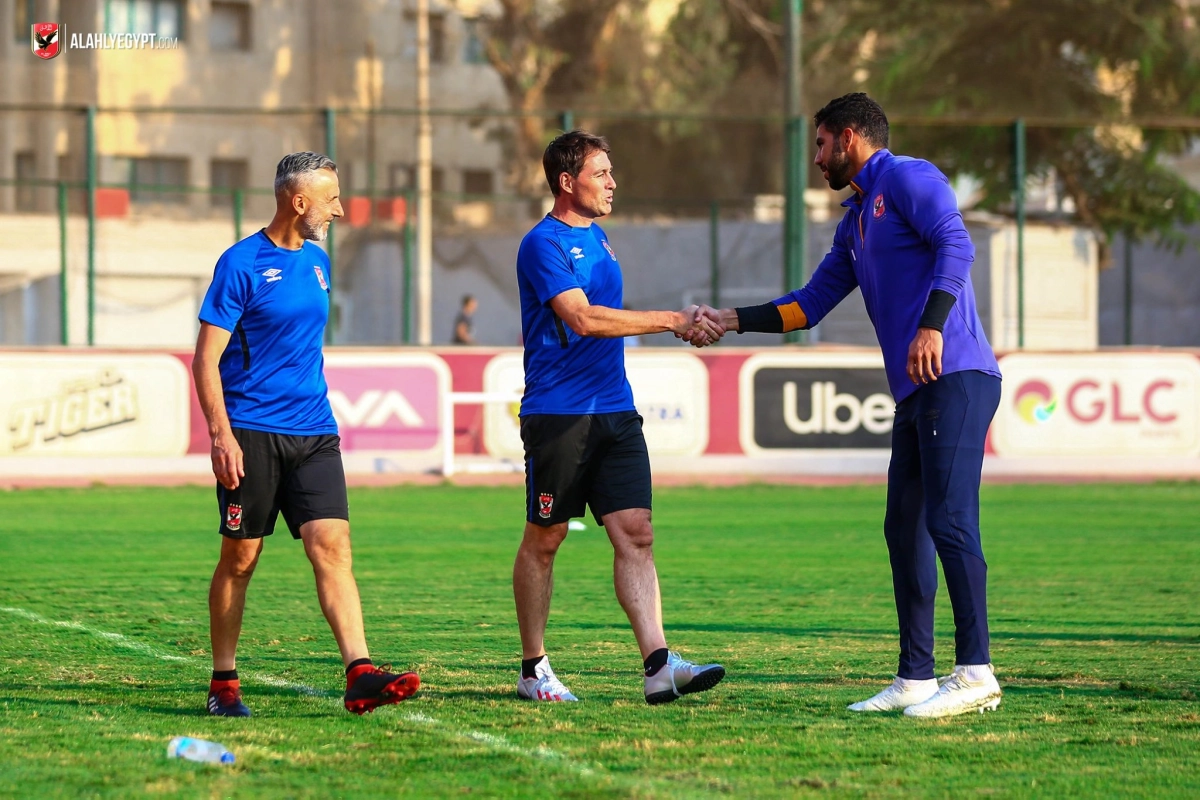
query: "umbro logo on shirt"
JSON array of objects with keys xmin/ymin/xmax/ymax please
[
  {"xmin": 262, "ymin": 268, "xmax": 283, "ymax": 283},
  {"xmin": 570, "ymin": 247, "xmax": 585, "ymax": 260}
]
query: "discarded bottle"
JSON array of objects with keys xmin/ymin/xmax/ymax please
[{"xmin": 167, "ymin": 736, "xmax": 235, "ymax": 764}]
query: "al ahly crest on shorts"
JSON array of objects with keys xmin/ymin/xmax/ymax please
[
  {"xmin": 226, "ymin": 503, "xmax": 243, "ymax": 531},
  {"xmin": 32, "ymin": 23, "xmax": 62, "ymax": 59},
  {"xmin": 313, "ymin": 265, "xmax": 328, "ymax": 290},
  {"xmin": 873, "ymin": 193, "xmax": 886, "ymax": 219},
  {"xmin": 538, "ymin": 492, "xmax": 554, "ymax": 519}
]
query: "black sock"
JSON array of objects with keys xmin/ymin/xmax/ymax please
[
  {"xmin": 345, "ymin": 658, "xmax": 373, "ymax": 675},
  {"xmin": 644, "ymin": 648, "xmax": 669, "ymax": 676},
  {"xmin": 521, "ymin": 656, "xmax": 545, "ymax": 679},
  {"xmin": 211, "ymin": 669, "xmax": 238, "ymax": 682}
]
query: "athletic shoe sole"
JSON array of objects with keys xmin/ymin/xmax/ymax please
[
  {"xmin": 344, "ymin": 672, "xmax": 421, "ymax": 715},
  {"xmin": 645, "ymin": 665, "xmax": 726, "ymax": 705},
  {"xmin": 906, "ymin": 692, "xmax": 1002, "ymax": 718}
]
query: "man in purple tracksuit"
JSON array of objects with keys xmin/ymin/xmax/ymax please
[{"xmin": 699, "ymin": 93, "xmax": 1003, "ymax": 718}]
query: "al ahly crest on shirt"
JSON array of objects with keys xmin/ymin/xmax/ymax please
[
  {"xmin": 601, "ymin": 240, "xmax": 617, "ymax": 261},
  {"xmin": 872, "ymin": 193, "xmax": 886, "ymax": 219},
  {"xmin": 313, "ymin": 265, "xmax": 328, "ymax": 290}
]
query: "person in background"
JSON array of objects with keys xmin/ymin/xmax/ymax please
[{"xmin": 452, "ymin": 294, "xmax": 478, "ymax": 344}]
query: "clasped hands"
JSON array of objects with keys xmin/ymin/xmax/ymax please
[{"xmin": 674, "ymin": 304, "xmax": 725, "ymax": 348}]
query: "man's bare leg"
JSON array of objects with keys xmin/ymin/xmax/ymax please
[
  {"xmin": 513, "ymin": 521, "xmax": 569, "ymax": 659},
  {"xmin": 300, "ymin": 519, "xmax": 368, "ymax": 666},
  {"xmin": 602, "ymin": 508, "xmax": 667, "ymax": 659},
  {"xmin": 209, "ymin": 536, "xmax": 264, "ymax": 671}
]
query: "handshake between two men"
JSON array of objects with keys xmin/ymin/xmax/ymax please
[{"xmin": 671, "ymin": 304, "xmax": 738, "ymax": 348}]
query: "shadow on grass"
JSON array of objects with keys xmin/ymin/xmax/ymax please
[{"xmin": 560, "ymin": 621, "xmax": 1200, "ymax": 646}]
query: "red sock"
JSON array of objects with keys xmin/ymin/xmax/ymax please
[{"xmin": 210, "ymin": 678, "xmax": 239, "ymax": 695}]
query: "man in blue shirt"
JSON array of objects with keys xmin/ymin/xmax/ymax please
[
  {"xmin": 513, "ymin": 130, "xmax": 726, "ymax": 704},
  {"xmin": 701, "ymin": 94, "xmax": 1003, "ymax": 718},
  {"xmin": 193, "ymin": 152, "xmax": 419, "ymax": 717}
]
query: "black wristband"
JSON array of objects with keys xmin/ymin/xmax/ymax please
[
  {"xmin": 734, "ymin": 303, "xmax": 784, "ymax": 334},
  {"xmin": 917, "ymin": 290, "xmax": 956, "ymax": 332}
]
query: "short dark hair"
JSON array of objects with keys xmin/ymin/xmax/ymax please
[
  {"xmin": 813, "ymin": 93, "xmax": 889, "ymax": 149},
  {"xmin": 461, "ymin": 294, "xmax": 475, "ymax": 306},
  {"xmin": 542, "ymin": 130, "xmax": 610, "ymax": 196}
]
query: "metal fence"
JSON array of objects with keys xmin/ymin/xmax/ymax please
[{"xmin": 1, "ymin": 104, "xmax": 1197, "ymax": 348}]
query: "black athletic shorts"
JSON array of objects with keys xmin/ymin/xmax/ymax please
[
  {"xmin": 521, "ymin": 410, "xmax": 652, "ymax": 527},
  {"xmin": 216, "ymin": 427, "xmax": 349, "ymax": 540}
]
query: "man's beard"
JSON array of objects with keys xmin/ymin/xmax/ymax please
[
  {"xmin": 824, "ymin": 143, "xmax": 854, "ymax": 191},
  {"xmin": 299, "ymin": 210, "xmax": 329, "ymax": 241}
]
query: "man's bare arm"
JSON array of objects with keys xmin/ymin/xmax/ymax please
[
  {"xmin": 193, "ymin": 322, "xmax": 244, "ymax": 490},
  {"xmin": 550, "ymin": 288, "xmax": 723, "ymax": 340}
]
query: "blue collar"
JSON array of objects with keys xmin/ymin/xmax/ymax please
[{"xmin": 841, "ymin": 149, "xmax": 893, "ymax": 208}]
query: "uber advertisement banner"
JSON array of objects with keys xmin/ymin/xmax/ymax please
[{"xmin": 738, "ymin": 352, "xmax": 894, "ymax": 453}]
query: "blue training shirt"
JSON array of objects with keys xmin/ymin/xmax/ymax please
[
  {"xmin": 516, "ymin": 215, "xmax": 635, "ymax": 415},
  {"xmin": 781, "ymin": 150, "xmax": 1000, "ymax": 403},
  {"xmin": 198, "ymin": 230, "xmax": 338, "ymax": 435}
]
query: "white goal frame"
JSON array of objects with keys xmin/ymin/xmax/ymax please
[{"xmin": 440, "ymin": 391, "xmax": 525, "ymax": 477}]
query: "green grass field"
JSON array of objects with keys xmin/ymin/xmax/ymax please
[{"xmin": 1, "ymin": 482, "xmax": 1198, "ymax": 798}]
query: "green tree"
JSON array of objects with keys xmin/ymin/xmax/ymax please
[
  {"xmin": 831, "ymin": 0, "xmax": 1200, "ymax": 255},
  {"xmin": 478, "ymin": 0, "xmax": 632, "ymax": 194}
]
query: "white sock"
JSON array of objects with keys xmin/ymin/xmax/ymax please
[
  {"xmin": 960, "ymin": 664, "xmax": 994, "ymax": 682},
  {"xmin": 896, "ymin": 676, "xmax": 937, "ymax": 690}
]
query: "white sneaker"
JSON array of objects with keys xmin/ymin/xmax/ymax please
[
  {"xmin": 938, "ymin": 662, "xmax": 993, "ymax": 686},
  {"xmin": 847, "ymin": 677, "xmax": 938, "ymax": 712},
  {"xmin": 644, "ymin": 651, "xmax": 725, "ymax": 705},
  {"xmin": 516, "ymin": 656, "xmax": 578, "ymax": 702},
  {"xmin": 904, "ymin": 665, "xmax": 1002, "ymax": 718}
]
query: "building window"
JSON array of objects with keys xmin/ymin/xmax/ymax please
[
  {"xmin": 462, "ymin": 169, "xmax": 494, "ymax": 196},
  {"xmin": 106, "ymin": 0, "xmax": 185, "ymax": 40},
  {"xmin": 402, "ymin": 13, "xmax": 446, "ymax": 63},
  {"xmin": 210, "ymin": 158, "xmax": 247, "ymax": 207},
  {"xmin": 209, "ymin": 1, "xmax": 250, "ymax": 51},
  {"xmin": 130, "ymin": 157, "xmax": 189, "ymax": 204},
  {"xmin": 15, "ymin": 152, "xmax": 36, "ymax": 211},
  {"xmin": 463, "ymin": 19, "xmax": 488, "ymax": 65},
  {"xmin": 388, "ymin": 164, "xmax": 444, "ymax": 194}
]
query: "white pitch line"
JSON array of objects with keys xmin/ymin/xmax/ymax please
[{"xmin": 0, "ymin": 606, "xmax": 605, "ymax": 784}]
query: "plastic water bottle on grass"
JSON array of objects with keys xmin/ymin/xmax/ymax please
[{"xmin": 168, "ymin": 736, "xmax": 235, "ymax": 764}]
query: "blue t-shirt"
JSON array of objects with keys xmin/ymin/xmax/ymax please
[
  {"xmin": 516, "ymin": 216, "xmax": 635, "ymax": 415},
  {"xmin": 198, "ymin": 231, "xmax": 338, "ymax": 435}
]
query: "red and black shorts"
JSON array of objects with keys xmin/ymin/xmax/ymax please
[
  {"xmin": 216, "ymin": 427, "xmax": 349, "ymax": 540},
  {"xmin": 521, "ymin": 410, "xmax": 652, "ymax": 527}
]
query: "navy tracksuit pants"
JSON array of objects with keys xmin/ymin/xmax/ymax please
[{"xmin": 885, "ymin": 369, "xmax": 1001, "ymax": 679}]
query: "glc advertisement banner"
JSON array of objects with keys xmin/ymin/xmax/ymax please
[{"xmin": 991, "ymin": 352, "xmax": 1200, "ymax": 457}]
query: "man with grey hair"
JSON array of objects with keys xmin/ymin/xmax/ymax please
[{"xmin": 192, "ymin": 151, "xmax": 420, "ymax": 717}]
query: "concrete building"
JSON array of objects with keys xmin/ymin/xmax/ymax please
[{"xmin": 0, "ymin": 0, "xmax": 509, "ymax": 220}]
